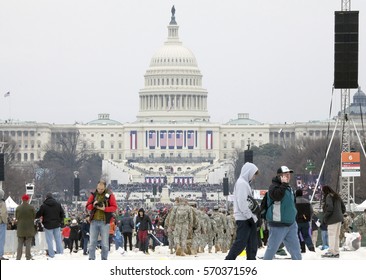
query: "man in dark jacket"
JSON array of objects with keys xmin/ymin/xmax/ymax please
[
  {"xmin": 36, "ymin": 192, "xmax": 65, "ymax": 258},
  {"xmin": 295, "ymin": 189, "xmax": 315, "ymax": 253},
  {"xmin": 15, "ymin": 194, "xmax": 36, "ymax": 260},
  {"xmin": 120, "ymin": 211, "xmax": 134, "ymax": 251},
  {"xmin": 81, "ymin": 215, "xmax": 90, "ymax": 255}
]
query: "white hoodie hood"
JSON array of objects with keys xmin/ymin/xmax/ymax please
[{"xmin": 233, "ymin": 162, "xmax": 259, "ymax": 222}]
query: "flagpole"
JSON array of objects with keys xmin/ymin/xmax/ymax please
[{"xmin": 4, "ymin": 92, "xmax": 11, "ymax": 121}]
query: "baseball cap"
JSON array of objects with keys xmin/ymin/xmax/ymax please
[{"xmin": 277, "ymin": 166, "xmax": 294, "ymax": 174}]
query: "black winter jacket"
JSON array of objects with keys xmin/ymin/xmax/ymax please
[{"xmin": 36, "ymin": 197, "xmax": 65, "ymax": 229}]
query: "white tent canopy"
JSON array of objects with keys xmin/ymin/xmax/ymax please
[
  {"xmin": 5, "ymin": 196, "xmax": 18, "ymax": 212},
  {"xmin": 355, "ymin": 200, "xmax": 366, "ymax": 211}
]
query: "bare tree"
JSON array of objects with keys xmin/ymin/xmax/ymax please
[{"xmin": 39, "ymin": 130, "xmax": 102, "ymax": 196}]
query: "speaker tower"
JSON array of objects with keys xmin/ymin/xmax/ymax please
[{"xmin": 334, "ymin": 11, "xmax": 359, "ymax": 89}]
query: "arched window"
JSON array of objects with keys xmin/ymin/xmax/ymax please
[{"xmin": 101, "ymin": 140, "xmax": 105, "ymax": 149}]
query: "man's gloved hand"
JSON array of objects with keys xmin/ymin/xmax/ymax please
[{"xmin": 247, "ymin": 217, "xmax": 255, "ymax": 227}]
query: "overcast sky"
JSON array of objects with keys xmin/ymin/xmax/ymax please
[{"xmin": 1, "ymin": 0, "xmax": 366, "ymax": 125}]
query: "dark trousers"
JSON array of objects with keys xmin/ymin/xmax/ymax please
[
  {"xmin": 123, "ymin": 232, "xmax": 133, "ymax": 251},
  {"xmin": 225, "ymin": 219, "xmax": 258, "ymax": 260},
  {"xmin": 83, "ymin": 236, "xmax": 89, "ymax": 254},
  {"xmin": 69, "ymin": 238, "xmax": 79, "ymax": 252},
  {"xmin": 137, "ymin": 230, "xmax": 148, "ymax": 253},
  {"xmin": 297, "ymin": 222, "xmax": 314, "ymax": 251},
  {"xmin": 63, "ymin": 237, "xmax": 70, "ymax": 249},
  {"xmin": 16, "ymin": 236, "xmax": 33, "ymax": 260}
]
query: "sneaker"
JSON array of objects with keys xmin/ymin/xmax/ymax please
[
  {"xmin": 0, "ymin": 257, "xmax": 9, "ymax": 260},
  {"xmin": 275, "ymin": 248, "xmax": 288, "ymax": 256},
  {"xmin": 321, "ymin": 252, "xmax": 339, "ymax": 258}
]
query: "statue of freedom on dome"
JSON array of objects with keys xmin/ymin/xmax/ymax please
[{"xmin": 171, "ymin": 5, "xmax": 175, "ymax": 16}]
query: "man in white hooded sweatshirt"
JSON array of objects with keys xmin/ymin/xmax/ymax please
[{"xmin": 225, "ymin": 162, "xmax": 259, "ymax": 260}]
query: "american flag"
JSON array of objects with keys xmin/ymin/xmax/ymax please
[
  {"xmin": 168, "ymin": 130, "xmax": 175, "ymax": 149},
  {"xmin": 160, "ymin": 130, "xmax": 167, "ymax": 149},
  {"xmin": 149, "ymin": 131, "xmax": 156, "ymax": 149},
  {"xmin": 176, "ymin": 130, "xmax": 183, "ymax": 149},
  {"xmin": 187, "ymin": 130, "xmax": 194, "ymax": 149}
]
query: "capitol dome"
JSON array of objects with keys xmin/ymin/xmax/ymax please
[
  {"xmin": 136, "ymin": 6, "xmax": 210, "ymax": 123},
  {"xmin": 149, "ymin": 44, "xmax": 198, "ymax": 68}
]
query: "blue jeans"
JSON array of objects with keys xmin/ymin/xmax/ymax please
[
  {"xmin": 321, "ymin": 230, "xmax": 329, "ymax": 247},
  {"xmin": 263, "ymin": 222, "xmax": 302, "ymax": 260},
  {"xmin": 0, "ymin": 223, "xmax": 6, "ymax": 257},
  {"xmin": 225, "ymin": 219, "xmax": 258, "ymax": 260},
  {"xmin": 89, "ymin": 220, "xmax": 110, "ymax": 260},
  {"xmin": 297, "ymin": 222, "xmax": 314, "ymax": 249},
  {"xmin": 44, "ymin": 227, "xmax": 64, "ymax": 257},
  {"xmin": 83, "ymin": 236, "xmax": 89, "ymax": 254}
]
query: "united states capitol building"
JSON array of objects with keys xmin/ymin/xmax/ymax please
[{"xmin": 1, "ymin": 8, "xmax": 365, "ymax": 186}]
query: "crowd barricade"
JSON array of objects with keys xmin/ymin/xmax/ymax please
[{"xmin": 5, "ymin": 230, "xmax": 48, "ymax": 256}]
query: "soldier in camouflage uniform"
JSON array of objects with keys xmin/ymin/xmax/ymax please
[
  {"xmin": 184, "ymin": 201, "xmax": 197, "ymax": 255},
  {"xmin": 164, "ymin": 198, "xmax": 180, "ymax": 254},
  {"xmin": 190, "ymin": 202, "xmax": 202, "ymax": 255},
  {"xmin": 212, "ymin": 205, "xmax": 228, "ymax": 253},
  {"xmin": 340, "ymin": 213, "xmax": 353, "ymax": 246},
  {"xmin": 226, "ymin": 210, "xmax": 237, "ymax": 249},
  {"xmin": 354, "ymin": 209, "xmax": 366, "ymax": 240},
  {"xmin": 207, "ymin": 210, "xmax": 217, "ymax": 253},
  {"xmin": 199, "ymin": 207, "xmax": 210, "ymax": 253},
  {"xmin": 220, "ymin": 208, "xmax": 231, "ymax": 253},
  {"xmin": 169, "ymin": 198, "xmax": 193, "ymax": 256}
]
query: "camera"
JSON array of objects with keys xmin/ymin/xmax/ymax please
[{"xmin": 95, "ymin": 201, "xmax": 104, "ymax": 207}]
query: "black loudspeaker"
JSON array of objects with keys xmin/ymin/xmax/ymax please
[
  {"xmin": 334, "ymin": 11, "xmax": 359, "ymax": 89},
  {"xmin": 0, "ymin": 154, "xmax": 4, "ymax": 181},
  {"xmin": 153, "ymin": 185, "xmax": 157, "ymax": 195},
  {"xmin": 74, "ymin": 177, "xmax": 80, "ymax": 196},
  {"xmin": 244, "ymin": 150, "xmax": 253, "ymax": 163},
  {"xmin": 223, "ymin": 177, "xmax": 229, "ymax": 196}
]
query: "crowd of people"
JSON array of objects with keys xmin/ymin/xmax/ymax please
[{"xmin": 1, "ymin": 165, "xmax": 366, "ymax": 261}]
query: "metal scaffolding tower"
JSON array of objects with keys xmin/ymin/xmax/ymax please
[{"xmin": 338, "ymin": 0, "xmax": 355, "ymax": 210}]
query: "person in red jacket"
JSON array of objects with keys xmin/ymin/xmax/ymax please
[
  {"xmin": 86, "ymin": 180, "xmax": 117, "ymax": 260},
  {"xmin": 61, "ymin": 221, "xmax": 71, "ymax": 249}
]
